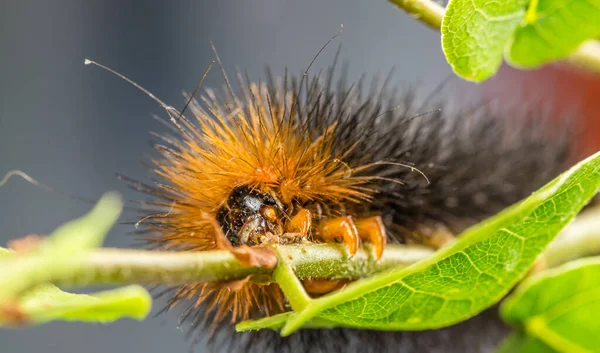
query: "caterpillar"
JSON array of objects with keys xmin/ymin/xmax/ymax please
[{"xmin": 90, "ymin": 43, "xmax": 571, "ymax": 352}]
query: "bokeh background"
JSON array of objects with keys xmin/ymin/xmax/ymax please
[{"xmin": 0, "ymin": 1, "xmax": 597, "ymax": 353}]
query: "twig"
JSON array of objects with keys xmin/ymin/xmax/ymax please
[
  {"xmin": 31, "ymin": 206, "xmax": 600, "ymax": 289},
  {"xmin": 53, "ymin": 244, "xmax": 435, "ymax": 288},
  {"xmin": 388, "ymin": 0, "xmax": 444, "ymax": 30},
  {"xmin": 3, "ymin": 208, "xmax": 598, "ymax": 294},
  {"xmin": 272, "ymin": 249, "xmax": 312, "ymax": 311}
]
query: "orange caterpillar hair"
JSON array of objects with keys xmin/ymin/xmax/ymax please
[
  {"xmin": 155, "ymin": 79, "xmax": 375, "ymax": 213},
  {"xmin": 143, "ymin": 74, "xmax": 383, "ymax": 325}
]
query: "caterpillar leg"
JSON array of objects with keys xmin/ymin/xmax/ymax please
[
  {"xmin": 355, "ymin": 216, "xmax": 387, "ymax": 260},
  {"xmin": 302, "ymin": 278, "xmax": 349, "ymax": 295},
  {"xmin": 284, "ymin": 208, "xmax": 312, "ymax": 240},
  {"xmin": 304, "ymin": 216, "xmax": 386, "ymax": 296},
  {"xmin": 318, "ymin": 216, "xmax": 359, "ymax": 256}
]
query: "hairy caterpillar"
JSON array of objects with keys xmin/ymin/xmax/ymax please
[{"xmin": 89, "ymin": 41, "xmax": 571, "ymax": 352}]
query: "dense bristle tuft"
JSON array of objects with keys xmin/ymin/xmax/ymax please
[{"xmin": 126, "ymin": 62, "xmax": 571, "ymax": 352}]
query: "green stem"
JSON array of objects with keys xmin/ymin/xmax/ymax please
[
  {"xmin": 388, "ymin": 0, "xmax": 444, "ymax": 30},
  {"xmin": 54, "ymin": 244, "xmax": 434, "ymax": 288},
  {"xmin": 388, "ymin": 0, "xmax": 600, "ymax": 74},
  {"xmin": 4, "ymin": 208, "xmax": 598, "ymax": 295},
  {"xmin": 272, "ymin": 248, "xmax": 312, "ymax": 311},
  {"xmin": 524, "ymin": 0, "xmax": 539, "ymax": 24}
]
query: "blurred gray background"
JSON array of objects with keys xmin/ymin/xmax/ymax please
[{"xmin": 0, "ymin": 0, "xmax": 452, "ymax": 352}]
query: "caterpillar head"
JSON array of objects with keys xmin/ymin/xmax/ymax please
[{"xmin": 216, "ymin": 185, "xmax": 286, "ymax": 246}]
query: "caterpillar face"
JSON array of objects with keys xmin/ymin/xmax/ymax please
[{"xmin": 216, "ymin": 185, "xmax": 288, "ymax": 246}]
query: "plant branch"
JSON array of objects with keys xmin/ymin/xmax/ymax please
[
  {"xmin": 388, "ymin": 0, "xmax": 600, "ymax": 74},
  {"xmin": 59, "ymin": 207, "xmax": 600, "ymax": 289},
  {"xmin": 11, "ymin": 201, "xmax": 597, "ymax": 291},
  {"xmin": 53, "ymin": 244, "xmax": 435, "ymax": 288},
  {"xmin": 388, "ymin": 0, "xmax": 444, "ymax": 30},
  {"xmin": 4, "ymin": 207, "xmax": 599, "ymax": 295},
  {"xmin": 34, "ymin": 206, "xmax": 600, "ymax": 290}
]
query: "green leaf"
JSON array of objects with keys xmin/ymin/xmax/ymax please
[
  {"xmin": 500, "ymin": 257, "xmax": 600, "ymax": 353},
  {"xmin": 2, "ymin": 248, "xmax": 151, "ymax": 326},
  {"xmin": 18, "ymin": 284, "xmax": 151, "ymax": 325},
  {"xmin": 0, "ymin": 192, "xmax": 122, "ymax": 303},
  {"xmin": 238, "ymin": 151, "xmax": 600, "ymax": 335},
  {"xmin": 506, "ymin": 0, "xmax": 600, "ymax": 68},
  {"xmin": 441, "ymin": 0, "xmax": 529, "ymax": 81},
  {"xmin": 0, "ymin": 193, "xmax": 150, "ymax": 326}
]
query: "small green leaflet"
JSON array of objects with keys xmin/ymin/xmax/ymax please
[
  {"xmin": 441, "ymin": 0, "xmax": 529, "ymax": 81},
  {"xmin": 507, "ymin": 0, "xmax": 600, "ymax": 68},
  {"xmin": 16, "ymin": 282, "xmax": 151, "ymax": 325},
  {"xmin": 441, "ymin": 0, "xmax": 600, "ymax": 81},
  {"xmin": 500, "ymin": 257, "xmax": 600, "ymax": 353},
  {"xmin": 0, "ymin": 193, "xmax": 152, "ymax": 326},
  {"xmin": 0, "ymin": 192, "xmax": 123, "ymax": 303},
  {"xmin": 238, "ymin": 151, "xmax": 600, "ymax": 335}
]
